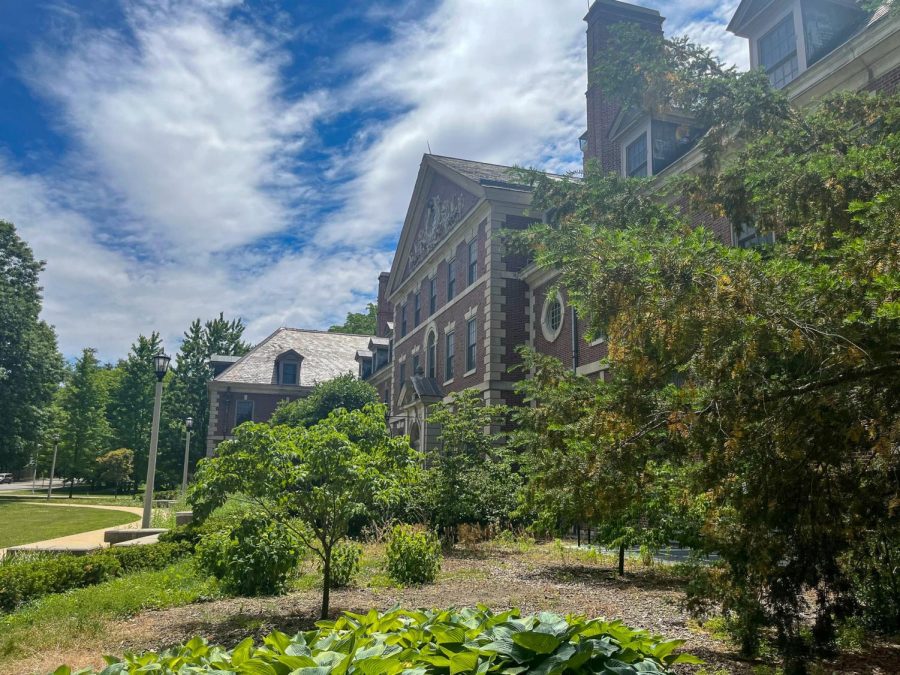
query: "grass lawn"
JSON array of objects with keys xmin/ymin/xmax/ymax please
[
  {"xmin": 0, "ymin": 501, "xmax": 138, "ymax": 548},
  {"xmin": 0, "ymin": 559, "xmax": 220, "ymax": 672}
]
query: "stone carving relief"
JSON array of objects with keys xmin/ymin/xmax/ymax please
[{"xmin": 408, "ymin": 193, "xmax": 465, "ymax": 270}]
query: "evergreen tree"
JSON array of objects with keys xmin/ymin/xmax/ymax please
[
  {"xmin": 107, "ymin": 333, "xmax": 162, "ymax": 493},
  {"xmin": 0, "ymin": 221, "xmax": 64, "ymax": 471},
  {"xmin": 159, "ymin": 314, "xmax": 251, "ymax": 483},
  {"xmin": 58, "ymin": 348, "xmax": 110, "ymax": 496}
]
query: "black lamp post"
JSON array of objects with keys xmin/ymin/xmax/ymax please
[
  {"xmin": 181, "ymin": 416, "xmax": 193, "ymax": 496},
  {"xmin": 141, "ymin": 352, "xmax": 170, "ymax": 528}
]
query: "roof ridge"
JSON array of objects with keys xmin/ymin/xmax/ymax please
[{"xmin": 279, "ymin": 327, "xmax": 377, "ymax": 338}]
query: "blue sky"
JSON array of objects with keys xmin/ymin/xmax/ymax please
[{"xmin": 0, "ymin": 0, "xmax": 748, "ymax": 361}]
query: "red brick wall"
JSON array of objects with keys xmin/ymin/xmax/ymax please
[
  {"xmin": 391, "ymin": 220, "xmax": 488, "ymax": 408},
  {"xmin": 531, "ymin": 281, "xmax": 608, "ymax": 372},
  {"xmin": 866, "ymin": 64, "xmax": 900, "ymax": 94},
  {"xmin": 215, "ymin": 390, "xmax": 302, "ymax": 436},
  {"xmin": 584, "ymin": 2, "xmax": 664, "ymax": 172}
]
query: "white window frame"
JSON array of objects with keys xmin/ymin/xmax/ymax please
[
  {"xmin": 540, "ymin": 290, "xmax": 565, "ymax": 342},
  {"xmin": 621, "ymin": 120, "xmax": 651, "ymax": 178}
]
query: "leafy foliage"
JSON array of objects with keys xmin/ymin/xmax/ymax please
[
  {"xmin": 106, "ymin": 333, "xmax": 162, "ymax": 492},
  {"xmin": 328, "ymin": 540, "xmax": 362, "ymax": 588},
  {"xmin": 512, "ymin": 27, "xmax": 900, "ymax": 668},
  {"xmin": 94, "ymin": 448, "xmax": 134, "ymax": 494},
  {"xmin": 55, "ymin": 606, "xmax": 699, "ymax": 674},
  {"xmin": 0, "ymin": 221, "xmax": 64, "ymax": 472},
  {"xmin": 58, "ymin": 348, "xmax": 111, "ymax": 493},
  {"xmin": 385, "ymin": 524, "xmax": 442, "ymax": 585},
  {"xmin": 270, "ymin": 374, "xmax": 380, "ymax": 428},
  {"xmin": 195, "ymin": 513, "xmax": 299, "ymax": 596},
  {"xmin": 191, "ymin": 404, "xmax": 419, "ymax": 617},
  {"xmin": 329, "ymin": 302, "xmax": 377, "ymax": 335},
  {"xmin": 0, "ymin": 542, "xmax": 191, "ymax": 612},
  {"xmin": 425, "ymin": 389, "xmax": 520, "ymax": 536}
]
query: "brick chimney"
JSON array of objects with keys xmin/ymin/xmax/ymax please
[
  {"xmin": 376, "ymin": 272, "xmax": 393, "ymax": 338},
  {"xmin": 584, "ymin": 0, "xmax": 664, "ymax": 173}
]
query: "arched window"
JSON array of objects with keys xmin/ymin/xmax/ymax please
[{"xmin": 426, "ymin": 331, "xmax": 436, "ymax": 379}]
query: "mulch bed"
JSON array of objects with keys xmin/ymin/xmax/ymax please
[{"xmin": 10, "ymin": 546, "xmax": 899, "ymax": 673}]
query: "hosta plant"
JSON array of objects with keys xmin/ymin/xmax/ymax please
[{"xmin": 55, "ymin": 605, "xmax": 701, "ymax": 674}]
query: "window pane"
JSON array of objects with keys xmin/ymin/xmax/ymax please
[
  {"xmin": 447, "ymin": 259, "xmax": 456, "ymax": 300},
  {"xmin": 235, "ymin": 400, "xmax": 253, "ymax": 426},
  {"xmin": 445, "ymin": 331, "xmax": 455, "ymax": 379},
  {"xmin": 468, "ymin": 239, "xmax": 477, "ymax": 285},
  {"xmin": 802, "ymin": 0, "xmax": 865, "ymax": 66},
  {"xmin": 413, "ymin": 354, "xmax": 420, "ymax": 374},
  {"xmin": 400, "ymin": 304, "xmax": 407, "ymax": 337},
  {"xmin": 427, "ymin": 333, "xmax": 436, "ymax": 378},
  {"xmin": 651, "ymin": 120, "xmax": 703, "ymax": 174},
  {"xmin": 466, "ymin": 318, "xmax": 477, "ymax": 371},
  {"xmin": 626, "ymin": 133, "xmax": 648, "ymax": 177},
  {"xmin": 429, "ymin": 277, "xmax": 436, "ymax": 314},
  {"xmin": 736, "ymin": 223, "xmax": 776, "ymax": 249},
  {"xmin": 414, "ymin": 293, "xmax": 421, "ymax": 326},
  {"xmin": 759, "ymin": 13, "xmax": 799, "ymax": 88},
  {"xmin": 281, "ymin": 362, "xmax": 297, "ymax": 385}
]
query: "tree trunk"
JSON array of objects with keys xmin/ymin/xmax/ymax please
[
  {"xmin": 618, "ymin": 543, "xmax": 625, "ymax": 576},
  {"xmin": 320, "ymin": 547, "xmax": 331, "ymax": 620}
]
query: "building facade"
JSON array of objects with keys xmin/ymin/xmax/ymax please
[
  {"xmin": 205, "ymin": 328, "xmax": 372, "ymax": 455},
  {"xmin": 359, "ymin": 0, "xmax": 900, "ymax": 449}
]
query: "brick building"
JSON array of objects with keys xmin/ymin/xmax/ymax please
[
  {"xmin": 205, "ymin": 328, "xmax": 371, "ymax": 455},
  {"xmin": 358, "ymin": 0, "xmax": 900, "ymax": 449}
]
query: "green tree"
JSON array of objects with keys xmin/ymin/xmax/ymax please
[
  {"xmin": 512, "ymin": 351, "xmax": 695, "ymax": 575},
  {"xmin": 425, "ymin": 389, "xmax": 518, "ymax": 538},
  {"xmin": 95, "ymin": 448, "xmax": 134, "ymax": 497},
  {"xmin": 58, "ymin": 348, "xmax": 110, "ymax": 497},
  {"xmin": 270, "ymin": 374, "xmax": 379, "ymax": 428},
  {"xmin": 160, "ymin": 314, "xmax": 251, "ymax": 483},
  {"xmin": 513, "ymin": 33, "xmax": 900, "ymax": 665},
  {"xmin": 328, "ymin": 303, "xmax": 377, "ymax": 335},
  {"xmin": 191, "ymin": 404, "xmax": 418, "ymax": 618},
  {"xmin": 107, "ymin": 333, "xmax": 162, "ymax": 494},
  {"xmin": 0, "ymin": 221, "xmax": 64, "ymax": 471}
]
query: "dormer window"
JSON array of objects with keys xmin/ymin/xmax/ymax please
[
  {"xmin": 275, "ymin": 349, "xmax": 303, "ymax": 385},
  {"xmin": 621, "ymin": 117, "xmax": 703, "ymax": 178},
  {"xmin": 759, "ymin": 13, "xmax": 799, "ymax": 89},
  {"xmin": 625, "ymin": 132, "xmax": 648, "ymax": 177}
]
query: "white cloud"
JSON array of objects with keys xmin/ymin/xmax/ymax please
[{"xmin": 1, "ymin": 0, "xmax": 750, "ymax": 361}]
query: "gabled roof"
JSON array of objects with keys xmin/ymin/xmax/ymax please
[
  {"xmin": 727, "ymin": 0, "xmax": 776, "ymax": 36},
  {"xmin": 214, "ymin": 328, "xmax": 372, "ymax": 387}
]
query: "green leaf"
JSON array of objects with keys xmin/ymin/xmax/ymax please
[{"xmin": 510, "ymin": 631, "xmax": 562, "ymax": 654}]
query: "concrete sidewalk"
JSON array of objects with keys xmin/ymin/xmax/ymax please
[{"xmin": 0, "ymin": 502, "xmax": 143, "ymax": 557}]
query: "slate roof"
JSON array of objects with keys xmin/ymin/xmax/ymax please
[
  {"xmin": 428, "ymin": 155, "xmax": 568, "ymax": 189},
  {"xmin": 214, "ymin": 328, "xmax": 372, "ymax": 387}
]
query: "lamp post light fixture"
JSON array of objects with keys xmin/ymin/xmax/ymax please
[
  {"xmin": 141, "ymin": 351, "xmax": 171, "ymax": 528},
  {"xmin": 47, "ymin": 434, "xmax": 60, "ymax": 500},
  {"xmin": 181, "ymin": 416, "xmax": 193, "ymax": 496}
]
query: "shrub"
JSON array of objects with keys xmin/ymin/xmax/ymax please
[
  {"xmin": 56, "ymin": 606, "xmax": 701, "ymax": 673},
  {"xmin": 102, "ymin": 541, "xmax": 192, "ymax": 573},
  {"xmin": 0, "ymin": 540, "xmax": 189, "ymax": 613},
  {"xmin": 195, "ymin": 514, "xmax": 299, "ymax": 596},
  {"xmin": 385, "ymin": 524, "xmax": 441, "ymax": 585},
  {"xmin": 328, "ymin": 540, "xmax": 361, "ymax": 588}
]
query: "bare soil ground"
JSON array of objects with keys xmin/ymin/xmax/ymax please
[{"xmin": 8, "ymin": 544, "xmax": 899, "ymax": 674}]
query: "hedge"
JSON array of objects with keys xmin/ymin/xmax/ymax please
[{"xmin": 0, "ymin": 541, "xmax": 192, "ymax": 612}]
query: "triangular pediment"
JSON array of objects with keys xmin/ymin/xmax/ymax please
[{"xmin": 389, "ymin": 156, "xmax": 484, "ymax": 293}]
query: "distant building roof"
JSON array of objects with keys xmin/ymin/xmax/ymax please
[{"xmin": 214, "ymin": 328, "xmax": 372, "ymax": 387}]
